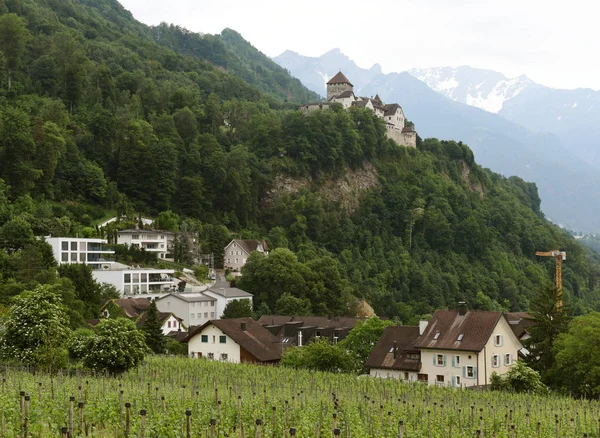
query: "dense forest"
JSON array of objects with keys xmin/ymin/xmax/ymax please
[{"xmin": 0, "ymin": 0, "xmax": 599, "ymax": 324}]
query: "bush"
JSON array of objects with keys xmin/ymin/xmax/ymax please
[{"xmin": 490, "ymin": 361, "xmax": 545, "ymax": 394}]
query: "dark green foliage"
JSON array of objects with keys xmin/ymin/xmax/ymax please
[
  {"xmin": 490, "ymin": 361, "xmax": 545, "ymax": 394},
  {"xmin": 140, "ymin": 300, "xmax": 166, "ymax": 354},
  {"xmin": 274, "ymin": 292, "xmax": 312, "ymax": 316},
  {"xmin": 280, "ymin": 337, "xmax": 355, "ymax": 373},
  {"xmin": 340, "ymin": 317, "xmax": 395, "ymax": 373},
  {"xmin": 221, "ymin": 299, "xmax": 254, "ymax": 319}
]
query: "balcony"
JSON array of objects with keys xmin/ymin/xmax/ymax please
[{"xmin": 87, "ymin": 254, "xmax": 115, "ymax": 263}]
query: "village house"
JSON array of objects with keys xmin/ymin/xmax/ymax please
[
  {"xmin": 45, "ymin": 237, "xmax": 115, "ymax": 270},
  {"xmin": 414, "ymin": 304, "xmax": 523, "ymax": 388},
  {"xmin": 299, "ymin": 71, "xmax": 417, "ymax": 148},
  {"xmin": 203, "ymin": 286, "xmax": 254, "ymax": 319},
  {"xmin": 223, "ymin": 239, "xmax": 268, "ymax": 272},
  {"xmin": 366, "ymin": 326, "xmax": 421, "ymax": 381},
  {"xmin": 154, "ymin": 293, "xmax": 217, "ymax": 328},
  {"xmin": 100, "ymin": 298, "xmax": 185, "ymax": 335},
  {"xmin": 116, "ymin": 229, "xmax": 175, "ymax": 261},
  {"xmin": 257, "ymin": 315, "xmax": 359, "ymax": 349},
  {"xmin": 186, "ymin": 317, "xmax": 281, "ymax": 364}
]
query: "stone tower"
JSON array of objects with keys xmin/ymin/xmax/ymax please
[{"xmin": 326, "ymin": 71, "xmax": 354, "ymax": 101}]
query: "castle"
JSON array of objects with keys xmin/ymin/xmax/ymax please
[{"xmin": 299, "ymin": 71, "xmax": 417, "ymax": 148}]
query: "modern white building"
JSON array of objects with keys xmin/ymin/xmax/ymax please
[
  {"xmin": 155, "ymin": 293, "xmax": 218, "ymax": 328},
  {"xmin": 92, "ymin": 262, "xmax": 176, "ymax": 296},
  {"xmin": 117, "ymin": 229, "xmax": 175, "ymax": 261},
  {"xmin": 45, "ymin": 237, "xmax": 115, "ymax": 270}
]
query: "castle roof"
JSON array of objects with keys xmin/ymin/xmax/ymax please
[
  {"xmin": 374, "ymin": 94, "xmax": 382, "ymax": 103},
  {"xmin": 332, "ymin": 90, "xmax": 355, "ymax": 99},
  {"xmin": 384, "ymin": 103, "xmax": 403, "ymax": 117},
  {"xmin": 327, "ymin": 71, "xmax": 353, "ymax": 87}
]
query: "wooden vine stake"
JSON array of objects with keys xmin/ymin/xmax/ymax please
[
  {"xmin": 69, "ymin": 395, "xmax": 75, "ymax": 438},
  {"xmin": 256, "ymin": 419, "xmax": 263, "ymax": 438},
  {"xmin": 140, "ymin": 409, "xmax": 147, "ymax": 438},
  {"xmin": 124, "ymin": 402, "xmax": 131, "ymax": 438},
  {"xmin": 185, "ymin": 409, "xmax": 191, "ymax": 438},
  {"xmin": 23, "ymin": 395, "xmax": 30, "ymax": 438},
  {"xmin": 210, "ymin": 418, "xmax": 216, "ymax": 438},
  {"xmin": 398, "ymin": 420, "xmax": 404, "ymax": 438}
]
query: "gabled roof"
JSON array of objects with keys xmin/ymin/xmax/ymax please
[
  {"xmin": 103, "ymin": 298, "xmax": 151, "ymax": 318},
  {"xmin": 327, "ymin": 71, "xmax": 353, "ymax": 87},
  {"xmin": 257, "ymin": 315, "xmax": 360, "ymax": 329},
  {"xmin": 506, "ymin": 312, "xmax": 534, "ymax": 340},
  {"xmin": 374, "ymin": 94, "xmax": 382, "ymax": 103},
  {"xmin": 414, "ymin": 310, "xmax": 503, "ymax": 352},
  {"xmin": 155, "ymin": 293, "xmax": 215, "ymax": 303},
  {"xmin": 384, "ymin": 103, "xmax": 404, "ymax": 117},
  {"xmin": 366, "ymin": 326, "xmax": 421, "ymax": 371},
  {"xmin": 331, "ymin": 90, "xmax": 355, "ymax": 99},
  {"xmin": 351, "ymin": 100, "xmax": 370, "ymax": 108},
  {"xmin": 136, "ymin": 311, "xmax": 183, "ymax": 328},
  {"xmin": 186, "ymin": 318, "xmax": 281, "ymax": 362},
  {"xmin": 225, "ymin": 239, "xmax": 268, "ymax": 254}
]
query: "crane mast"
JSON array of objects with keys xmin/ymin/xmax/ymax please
[{"xmin": 535, "ymin": 250, "xmax": 566, "ymax": 308}]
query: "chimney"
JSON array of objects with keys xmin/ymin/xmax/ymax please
[
  {"xmin": 241, "ymin": 322, "xmax": 247, "ymax": 331},
  {"xmin": 419, "ymin": 320, "xmax": 429, "ymax": 335},
  {"xmin": 458, "ymin": 302, "xmax": 467, "ymax": 316},
  {"xmin": 393, "ymin": 341, "xmax": 398, "ymax": 359}
]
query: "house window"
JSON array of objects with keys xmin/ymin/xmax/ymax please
[
  {"xmin": 79, "ymin": 253, "xmax": 86, "ymax": 262},
  {"xmin": 62, "ymin": 242, "xmax": 69, "ymax": 251},
  {"xmin": 492, "ymin": 355, "xmax": 499, "ymax": 367},
  {"xmin": 167, "ymin": 321, "xmax": 171, "ymax": 328},
  {"xmin": 436, "ymin": 354, "xmax": 445, "ymax": 366},
  {"xmin": 404, "ymin": 372, "xmax": 409, "ymax": 381},
  {"xmin": 433, "ymin": 332, "xmax": 440, "ymax": 340},
  {"xmin": 124, "ymin": 274, "xmax": 131, "ymax": 283},
  {"xmin": 207, "ymin": 353, "xmax": 214, "ymax": 359},
  {"xmin": 201, "ymin": 335, "xmax": 208, "ymax": 343},
  {"xmin": 453, "ymin": 355, "xmax": 460, "ymax": 367},
  {"xmin": 457, "ymin": 333, "xmax": 464, "ymax": 341},
  {"xmin": 455, "ymin": 376, "xmax": 461, "ymax": 386},
  {"xmin": 61, "ymin": 252, "xmax": 68, "ymax": 262},
  {"xmin": 71, "ymin": 242, "xmax": 77, "ymax": 251},
  {"xmin": 210, "ymin": 302, "xmax": 215, "ymax": 307},
  {"xmin": 141, "ymin": 273, "xmax": 147, "ymax": 282},
  {"xmin": 436, "ymin": 375, "xmax": 444, "ymax": 383},
  {"xmin": 166, "ymin": 301, "xmax": 170, "ymax": 308},
  {"xmin": 191, "ymin": 314, "xmax": 195, "ymax": 320},
  {"xmin": 227, "ymin": 259, "xmax": 230, "ymax": 264},
  {"xmin": 466, "ymin": 366, "xmax": 475, "ymax": 378},
  {"xmin": 204, "ymin": 312, "xmax": 208, "ymax": 318},
  {"xmin": 132, "ymin": 235, "xmax": 139, "ymax": 240},
  {"xmin": 210, "ymin": 312, "xmax": 214, "ymax": 318},
  {"xmin": 494, "ymin": 335, "xmax": 503, "ymax": 346},
  {"xmin": 212, "ymin": 336, "xmax": 216, "ymax": 343},
  {"xmin": 219, "ymin": 336, "xmax": 226, "ymax": 344},
  {"xmin": 417, "ymin": 374, "xmax": 428, "ymax": 382},
  {"xmin": 221, "ymin": 353, "xmax": 228, "ymax": 361},
  {"xmin": 235, "ymin": 258, "xmax": 239, "ymax": 264},
  {"xmin": 504, "ymin": 353, "xmax": 512, "ymax": 366},
  {"xmin": 71, "ymin": 253, "xmax": 77, "ymax": 262},
  {"xmin": 192, "ymin": 302, "xmax": 196, "ymax": 308}
]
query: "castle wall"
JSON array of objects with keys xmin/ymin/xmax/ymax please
[{"xmin": 386, "ymin": 129, "xmax": 416, "ymax": 148}]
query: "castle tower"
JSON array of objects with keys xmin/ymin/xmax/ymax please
[{"xmin": 326, "ymin": 71, "xmax": 354, "ymax": 101}]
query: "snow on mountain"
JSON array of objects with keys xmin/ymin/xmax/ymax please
[{"xmin": 408, "ymin": 67, "xmax": 535, "ymax": 113}]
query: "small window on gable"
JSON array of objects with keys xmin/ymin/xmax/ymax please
[
  {"xmin": 219, "ymin": 336, "xmax": 226, "ymax": 344},
  {"xmin": 433, "ymin": 332, "xmax": 440, "ymax": 340},
  {"xmin": 504, "ymin": 353, "xmax": 512, "ymax": 366},
  {"xmin": 494, "ymin": 334, "xmax": 503, "ymax": 346},
  {"xmin": 201, "ymin": 335, "xmax": 208, "ymax": 343},
  {"xmin": 457, "ymin": 333, "xmax": 464, "ymax": 341},
  {"xmin": 492, "ymin": 354, "xmax": 499, "ymax": 367}
]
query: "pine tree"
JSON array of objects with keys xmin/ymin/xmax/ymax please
[{"xmin": 141, "ymin": 300, "xmax": 166, "ymax": 354}]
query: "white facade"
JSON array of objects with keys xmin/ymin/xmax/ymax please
[
  {"xmin": 45, "ymin": 237, "xmax": 115, "ymax": 270},
  {"xmin": 369, "ymin": 369, "xmax": 419, "ymax": 381},
  {"xmin": 117, "ymin": 230, "xmax": 174, "ymax": 261},
  {"xmin": 224, "ymin": 240, "xmax": 267, "ymax": 272},
  {"xmin": 155, "ymin": 293, "xmax": 217, "ymax": 328},
  {"xmin": 418, "ymin": 317, "xmax": 521, "ymax": 388},
  {"xmin": 92, "ymin": 264, "xmax": 176, "ymax": 295},
  {"xmin": 187, "ymin": 324, "xmax": 241, "ymax": 362},
  {"xmin": 162, "ymin": 314, "xmax": 184, "ymax": 335},
  {"xmin": 202, "ymin": 289, "xmax": 253, "ymax": 319}
]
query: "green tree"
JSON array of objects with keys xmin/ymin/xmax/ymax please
[
  {"xmin": 525, "ymin": 285, "xmax": 571, "ymax": 382},
  {"xmin": 222, "ymin": 299, "xmax": 254, "ymax": 319},
  {"xmin": 490, "ymin": 361, "xmax": 545, "ymax": 394},
  {"xmin": 0, "ymin": 216, "xmax": 34, "ymax": 252},
  {"xmin": 340, "ymin": 317, "xmax": 395, "ymax": 373},
  {"xmin": 0, "ymin": 284, "xmax": 72, "ymax": 369},
  {"xmin": 83, "ymin": 318, "xmax": 148, "ymax": 374},
  {"xmin": 553, "ymin": 312, "xmax": 600, "ymax": 397},
  {"xmin": 0, "ymin": 13, "xmax": 30, "ymax": 90},
  {"xmin": 141, "ymin": 300, "xmax": 166, "ymax": 354},
  {"xmin": 280, "ymin": 337, "xmax": 354, "ymax": 373},
  {"xmin": 274, "ymin": 292, "xmax": 312, "ymax": 316}
]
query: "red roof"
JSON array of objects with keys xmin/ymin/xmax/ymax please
[{"xmin": 326, "ymin": 71, "xmax": 353, "ymax": 87}]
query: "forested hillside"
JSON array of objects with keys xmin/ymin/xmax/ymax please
[{"xmin": 0, "ymin": 0, "xmax": 599, "ymax": 323}]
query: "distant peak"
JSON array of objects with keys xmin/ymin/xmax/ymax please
[{"xmin": 276, "ymin": 49, "xmax": 300, "ymax": 58}]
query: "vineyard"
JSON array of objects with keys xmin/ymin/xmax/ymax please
[{"xmin": 2, "ymin": 356, "xmax": 599, "ymax": 437}]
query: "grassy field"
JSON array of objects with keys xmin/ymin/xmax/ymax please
[{"xmin": 2, "ymin": 356, "xmax": 598, "ymax": 437}]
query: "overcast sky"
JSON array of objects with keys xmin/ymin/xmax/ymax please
[{"xmin": 118, "ymin": 0, "xmax": 598, "ymax": 90}]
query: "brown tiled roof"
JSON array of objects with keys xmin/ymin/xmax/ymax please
[
  {"xmin": 257, "ymin": 315, "xmax": 360, "ymax": 329},
  {"xmin": 136, "ymin": 311, "xmax": 181, "ymax": 327},
  {"xmin": 374, "ymin": 94, "xmax": 382, "ymax": 103},
  {"xmin": 414, "ymin": 310, "xmax": 503, "ymax": 352},
  {"xmin": 332, "ymin": 90, "xmax": 354, "ymax": 99},
  {"xmin": 366, "ymin": 326, "xmax": 421, "ymax": 371},
  {"xmin": 186, "ymin": 318, "xmax": 282, "ymax": 362},
  {"xmin": 384, "ymin": 103, "xmax": 402, "ymax": 117},
  {"xmin": 229, "ymin": 239, "xmax": 268, "ymax": 255},
  {"xmin": 105, "ymin": 298, "xmax": 151, "ymax": 318},
  {"xmin": 351, "ymin": 100, "xmax": 369, "ymax": 108},
  {"xmin": 327, "ymin": 71, "xmax": 353, "ymax": 86},
  {"xmin": 506, "ymin": 312, "xmax": 534, "ymax": 340}
]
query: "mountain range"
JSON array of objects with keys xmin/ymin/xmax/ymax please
[{"xmin": 274, "ymin": 50, "xmax": 600, "ymax": 232}]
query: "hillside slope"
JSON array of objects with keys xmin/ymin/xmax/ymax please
[{"xmin": 0, "ymin": 0, "xmax": 599, "ymax": 320}]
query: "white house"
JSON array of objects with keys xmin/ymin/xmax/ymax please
[
  {"xmin": 186, "ymin": 318, "xmax": 281, "ymax": 364},
  {"xmin": 155, "ymin": 293, "xmax": 217, "ymax": 328},
  {"xmin": 92, "ymin": 262, "xmax": 176, "ymax": 296},
  {"xmin": 45, "ymin": 237, "xmax": 115, "ymax": 270},
  {"xmin": 116, "ymin": 229, "xmax": 174, "ymax": 261},
  {"xmin": 366, "ymin": 326, "xmax": 422, "ymax": 381},
  {"xmin": 203, "ymin": 286, "xmax": 253, "ymax": 319},
  {"xmin": 100, "ymin": 298, "xmax": 185, "ymax": 335},
  {"xmin": 414, "ymin": 304, "xmax": 523, "ymax": 388},
  {"xmin": 223, "ymin": 239, "xmax": 268, "ymax": 272}
]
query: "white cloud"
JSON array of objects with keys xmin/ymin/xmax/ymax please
[{"xmin": 118, "ymin": 0, "xmax": 600, "ymax": 90}]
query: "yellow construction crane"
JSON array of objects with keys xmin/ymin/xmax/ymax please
[{"xmin": 535, "ymin": 250, "xmax": 566, "ymax": 308}]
